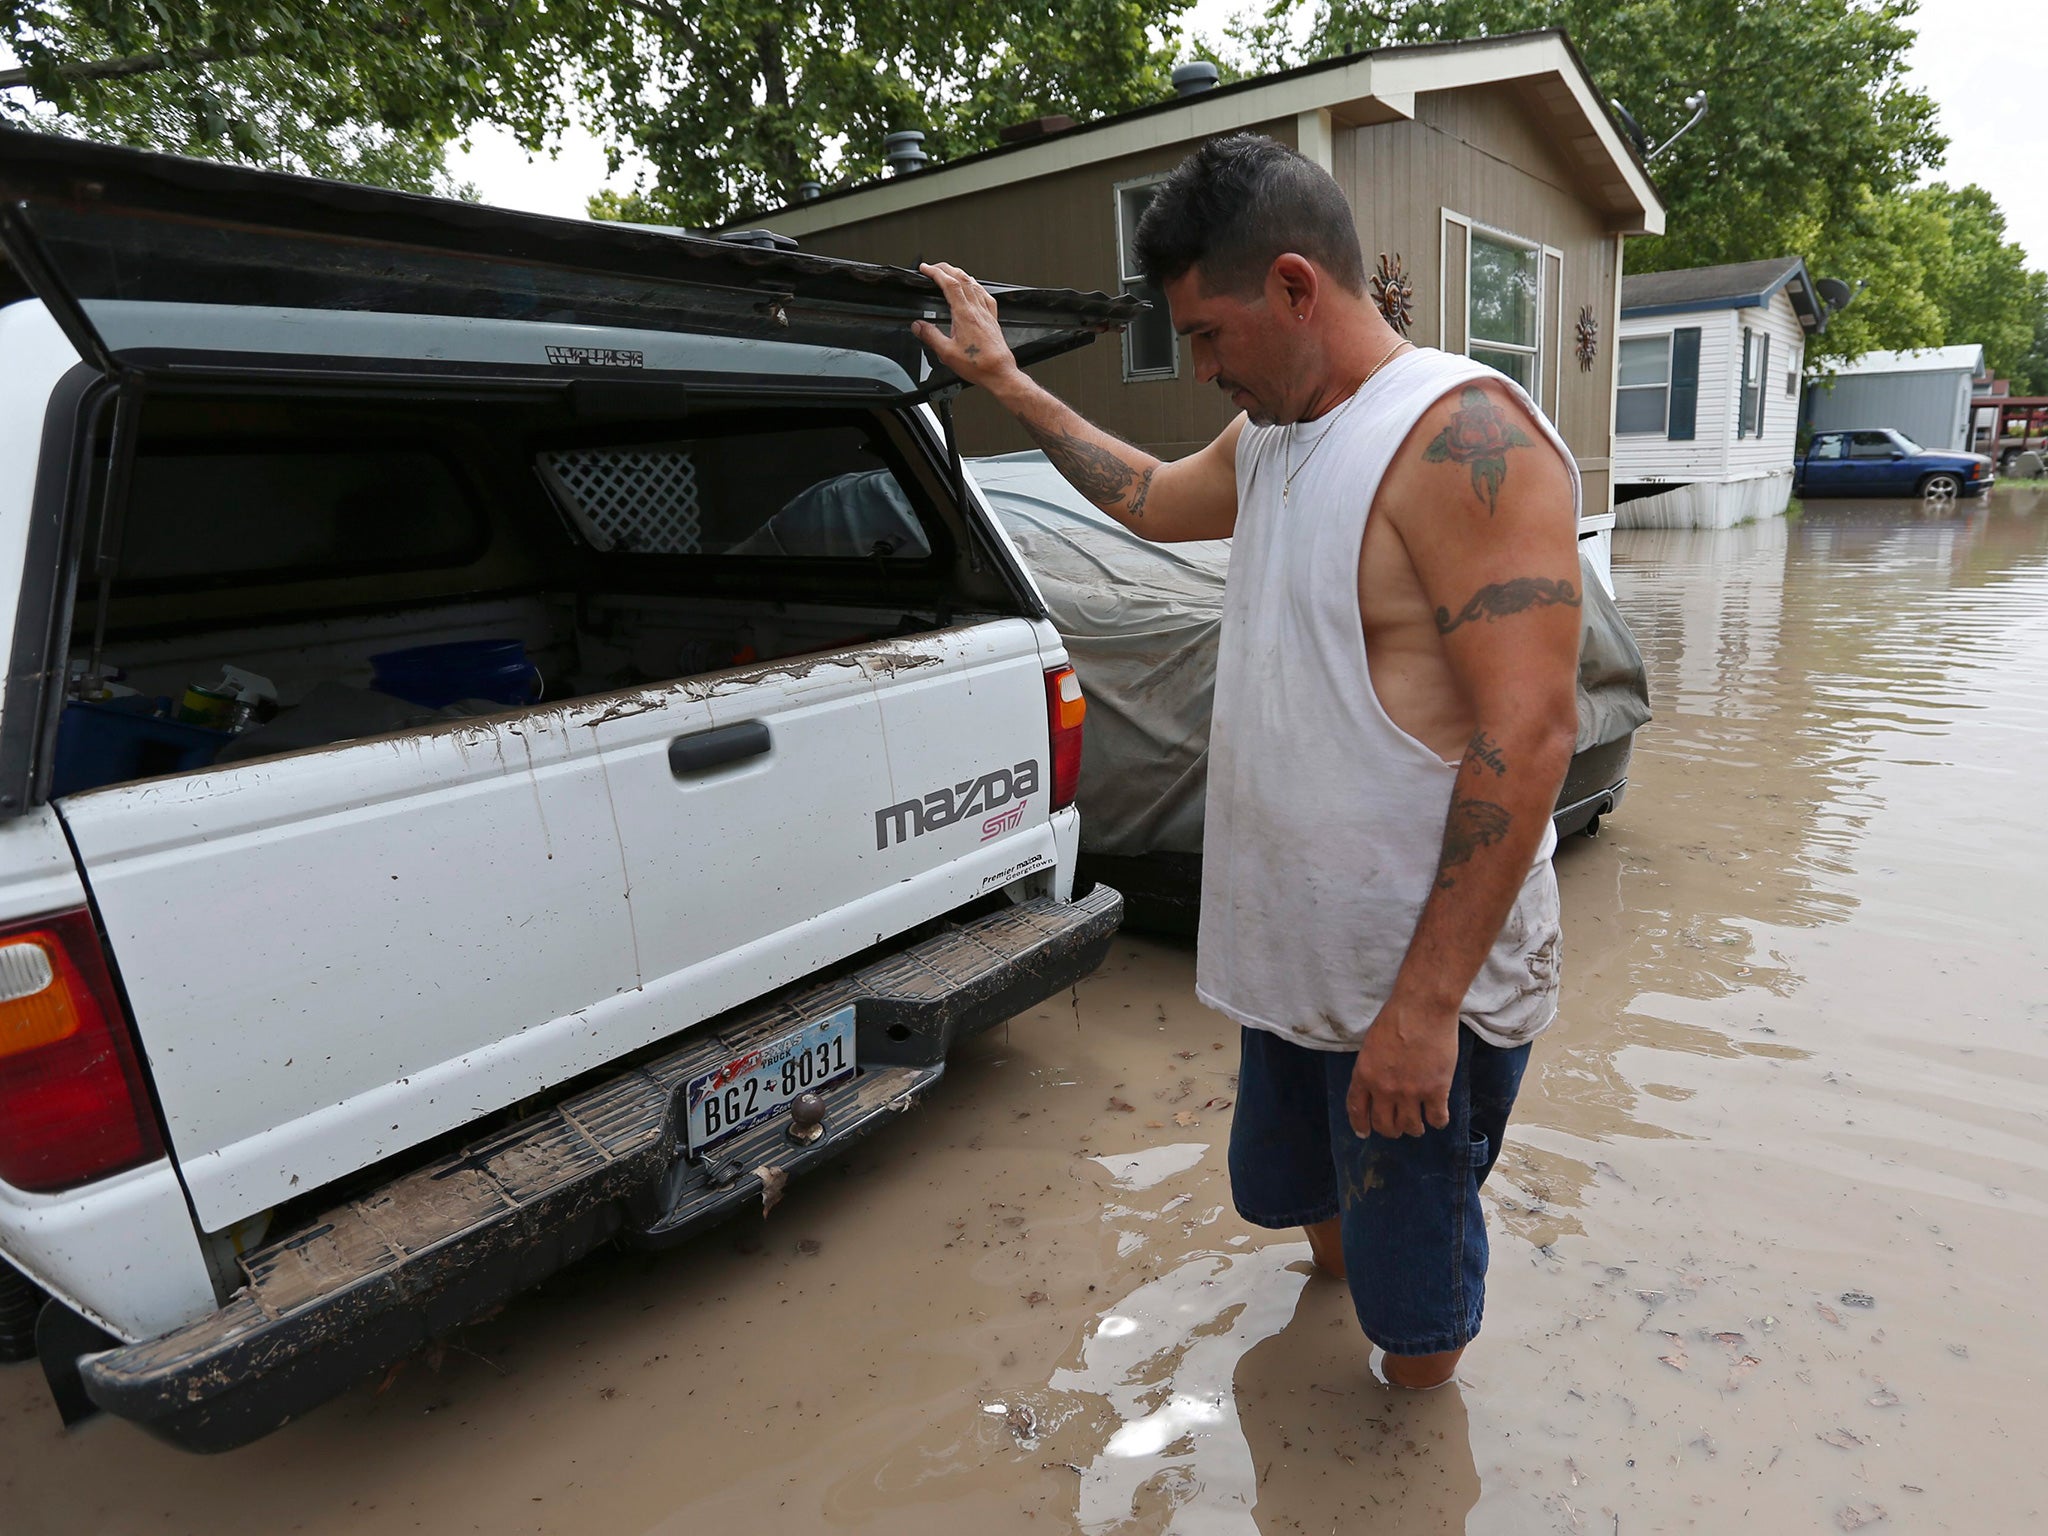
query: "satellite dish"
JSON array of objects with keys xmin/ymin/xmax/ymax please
[
  {"xmin": 1816, "ymin": 277, "xmax": 1855, "ymax": 313},
  {"xmin": 1608, "ymin": 98, "xmax": 1648, "ymax": 157}
]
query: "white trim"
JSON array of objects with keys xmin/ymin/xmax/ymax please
[
  {"xmin": 753, "ymin": 33, "xmax": 1664, "ymax": 239},
  {"xmin": 1615, "ymin": 330, "xmax": 1672, "ymax": 436},
  {"xmin": 1543, "ymin": 243, "xmax": 1564, "ymax": 414},
  {"xmin": 1113, "ymin": 174, "xmax": 1179, "ymax": 382},
  {"xmin": 1462, "ymin": 219, "xmax": 1543, "ymax": 392},
  {"xmin": 1296, "ymin": 107, "xmax": 1334, "ymax": 170},
  {"xmin": 1439, "ymin": 208, "xmax": 1471, "ymax": 349}
]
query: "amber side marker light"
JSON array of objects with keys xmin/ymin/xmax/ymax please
[{"xmin": 0, "ymin": 910, "xmax": 163, "ymax": 1192}]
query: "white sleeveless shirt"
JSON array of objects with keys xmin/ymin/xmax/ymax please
[{"xmin": 1194, "ymin": 347, "xmax": 1572, "ymax": 1052}]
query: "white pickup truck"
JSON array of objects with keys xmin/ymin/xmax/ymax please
[{"xmin": 0, "ymin": 129, "xmax": 1125, "ymax": 1450}]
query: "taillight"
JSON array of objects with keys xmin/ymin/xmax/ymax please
[
  {"xmin": 0, "ymin": 908, "xmax": 162, "ymax": 1192},
  {"xmin": 1045, "ymin": 665, "xmax": 1087, "ymax": 811}
]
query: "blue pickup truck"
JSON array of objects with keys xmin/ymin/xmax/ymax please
[{"xmin": 1795, "ymin": 428, "xmax": 1994, "ymax": 501}]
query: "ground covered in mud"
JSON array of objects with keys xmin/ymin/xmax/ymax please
[{"xmin": 7, "ymin": 488, "xmax": 2047, "ymax": 1533}]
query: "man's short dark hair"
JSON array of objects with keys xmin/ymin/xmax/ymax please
[{"xmin": 1132, "ymin": 133, "xmax": 1366, "ymax": 297}]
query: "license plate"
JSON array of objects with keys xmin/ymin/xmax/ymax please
[{"xmin": 685, "ymin": 1005, "xmax": 857, "ymax": 1156}]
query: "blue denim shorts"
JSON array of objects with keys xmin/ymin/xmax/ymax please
[{"xmin": 1228, "ymin": 1024, "xmax": 1531, "ymax": 1357}]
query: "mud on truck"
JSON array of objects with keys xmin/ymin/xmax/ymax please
[{"xmin": 0, "ymin": 130, "xmax": 1125, "ymax": 1450}]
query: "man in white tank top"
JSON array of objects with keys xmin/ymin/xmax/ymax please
[{"xmin": 916, "ymin": 134, "xmax": 1582, "ymax": 1390}]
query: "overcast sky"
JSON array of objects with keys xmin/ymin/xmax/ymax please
[{"xmin": 453, "ymin": 0, "xmax": 2041, "ymax": 267}]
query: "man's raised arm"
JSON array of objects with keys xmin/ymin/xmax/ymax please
[{"xmin": 913, "ymin": 262, "xmax": 1240, "ymax": 544}]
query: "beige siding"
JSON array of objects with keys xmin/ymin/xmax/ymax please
[
  {"xmin": 792, "ymin": 117, "xmax": 1301, "ymax": 460},
  {"xmin": 1342, "ymin": 88, "xmax": 1618, "ymax": 506},
  {"xmin": 790, "ymin": 83, "xmax": 1625, "ymax": 496}
]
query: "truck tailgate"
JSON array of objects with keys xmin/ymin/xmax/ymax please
[{"xmin": 56, "ymin": 622, "xmax": 1060, "ymax": 1231}]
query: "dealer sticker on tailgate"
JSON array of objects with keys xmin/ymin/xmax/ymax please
[{"xmin": 685, "ymin": 1005, "xmax": 857, "ymax": 1156}]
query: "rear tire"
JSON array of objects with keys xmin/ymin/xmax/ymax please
[{"xmin": 0, "ymin": 1261, "xmax": 45, "ymax": 1363}]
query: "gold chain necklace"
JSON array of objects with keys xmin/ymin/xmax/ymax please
[{"xmin": 1283, "ymin": 337, "xmax": 1412, "ymax": 503}]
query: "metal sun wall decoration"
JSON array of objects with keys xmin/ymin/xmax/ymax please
[
  {"xmin": 1372, "ymin": 252, "xmax": 1414, "ymax": 335},
  {"xmin": 1576, "ymin": 305, "xmax": 1600, "ymax": 371}
]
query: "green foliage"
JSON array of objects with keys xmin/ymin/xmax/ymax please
[
  {"xmin": 567, "ymin": 0, "xmax": 1186, "ymax": 227},
  {"xmin": 0, "ymin": 3, "xmax": 563, "ymax": 192},
  {"xmin": 4, "ymin": 1, "xmax": 1186, "ymax": 224},
  {"xmin": 1234, "ymin": 0, "xmax": 2046, "ymax": 382}
]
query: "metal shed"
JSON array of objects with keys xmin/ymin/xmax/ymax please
[{"xmin": 1805, "ymin": 345, "xmax": 1988, "ymax": 452}]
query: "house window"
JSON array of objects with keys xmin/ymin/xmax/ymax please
[
  {"xmin": 1785, "ymin": 369, "xmax": 1799, "ymax": 399},
  {"xmin": 1738, "ymin": 327, "xmax": 1768, "ymax": 437},
  {"xmin": 1616, "ymin": 335, "xmax": 1671, "ymax": 434},
  {"xmin": 1115, "ymin": 179, "xmax": 1177, "ymax": 381},
  {"xmin": 1467, "ymin": 229, "xmax": 1540, "ymax": 390}
]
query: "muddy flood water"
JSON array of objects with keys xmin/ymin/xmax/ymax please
[{"xmin": 7, "ymin": 486, "xmax": 2048, "ymax": 1534}]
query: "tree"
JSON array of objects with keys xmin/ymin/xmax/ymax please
[
  {"xmin": 1262, "ymin": 0, "xmax": 1944, "ymax": 277},
  {"xmin": 3, "ymin": 1, "xmax": 1189, "ymax": 225},
  {"xmin": 571, "ymin": 0, "xmax": 1188, "ymax": 227},
  {"xmin": 0, "ymin": 4, "xmax": 574, "ymax": 193}
]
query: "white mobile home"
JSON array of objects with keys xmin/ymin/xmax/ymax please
[
  {"xmin": 1612, "ymin": 257, "xmax": 1824, "ymax": 529},
  {"xmin": 1805, "ymin": 345, "xmax": 1987, "ymax": 453}
]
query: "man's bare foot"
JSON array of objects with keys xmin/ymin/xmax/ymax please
[
  {"xmin": 1304, "ymin": 1217, "xmax": 1345, "ymax": 1279},
  {"xmin": 1379, "ymin": 1346, "xmax": 1463, "ymax": 1389}
]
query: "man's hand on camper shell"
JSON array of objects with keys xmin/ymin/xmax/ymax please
[{"xmin": 913, "ymin": 262, "xmax": 1020, "ymax": 390}]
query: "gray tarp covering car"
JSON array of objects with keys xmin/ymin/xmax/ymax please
[{"xmin": 971, "ymin": 450, "xmax": 1652, "ymax": 930}]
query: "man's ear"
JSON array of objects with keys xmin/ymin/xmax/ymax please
[{"xmin": 1269, "ymin": 253, "xmax": 1320, "ymax": 323}]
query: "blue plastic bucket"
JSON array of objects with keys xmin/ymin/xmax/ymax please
[{"xmin": 369, "ymin": 640, "xmax": 542, "ymax": 709}]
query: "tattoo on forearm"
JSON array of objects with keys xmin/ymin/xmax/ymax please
[
  {"xmin": 1468, "ymin": 730, "xmax": 1508, "ymax": 777},
  {"xmin": 1435, "ymin": 576, "xmax": 1581, "ymax": 635},
  {"xmin": 1022, "ymin": 418, "xmax": 1154, "ymax": 519},
  {"xmin": 1422, "ymin": 385, "xmax": 1534, "ymax": 515},
  {"xmin": 1434, "ymin": 797, "xmax": 1512, "ymax": 890}
]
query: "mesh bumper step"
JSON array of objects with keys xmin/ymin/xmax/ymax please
[{"xmin": 80, "ymin": 886, "xmax": 1122, "ymax": 1451}]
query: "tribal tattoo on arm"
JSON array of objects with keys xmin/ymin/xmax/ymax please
[
  {"xmin": 1434, "ymin": 576, "xmax": 1581, "ymax": 636},
  {"xmin": 1021, "ymin": 418, "xmax": 1156, "ymax": 520},
  {"xmin": 1434, "ymin": 797, "xmax": 1513, "ymax": 891},
  {"xmin": 1422, "ymin": 385, "xmax": 1535, "ymax": 515}
]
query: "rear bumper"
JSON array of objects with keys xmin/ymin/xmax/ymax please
[{"xmin": 77, "ymin": 887, "xmax": 1122, "ymax": 1453}]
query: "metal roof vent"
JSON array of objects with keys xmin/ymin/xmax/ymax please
[
  {"xmin": 717, "ymin": 228, "xmax": 799, "ymax": 251},
  {"xmin": 1172, "ymin": 61, "xmax": 1220, "ymax": 98},
  {"xmin": 884, "ymin": 131, "xmax": 928, "ymax": 177},
  {"xmin": 798, "ymin": 179, "xmax": 824, "ymax": 202}
]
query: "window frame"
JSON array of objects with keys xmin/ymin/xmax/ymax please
[
  {"xmin": 1113, "ymin": 174, "xmax": 1179, "ymax": 383},
  {"xmin": 1615, "ymin": 332, "xmax": 1673, "ymax": 437},
  {"xmin": 1457, "ymin": 218, "xmax": 1550, "ymax": 395}
]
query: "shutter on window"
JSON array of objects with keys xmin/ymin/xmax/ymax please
[
  {"xmin": 1757, "ymin": 334, "xmax": 1771, "ymax": 435},
  {"xmin": 1668, "ymin": 327, "xmax": 1701, "ymax": 440}
]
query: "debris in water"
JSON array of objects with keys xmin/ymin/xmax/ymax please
[
  {"xmin": 1818, "ymin": 1428, "xmax": 1867, "ymax": 1450},
  {"xmin": 1006, "ymin": 1402, "xmax": 1038, "ymax": 1439},
  {"xmin": 1022, "ymin": 1290, "xmax": 1050, "ymax": 1307},
  {"xmin": 1868, "ymin": 1386, "xmax": 1901, "ymax": 1408},
  {"xmin": 1107, "ymin": 1097, "xmax": 1136, "ymax": 1113},
  {"xmin": 1840, "ymin": 1290, "xmax": 1876, "ymax": 1309},
  {"xmin": 1816, "ymin": 1302, "xmax": 1843, "ymax": 1327},
  {"xmin": 754, "ymin": 1164, "xmax": 789, "ymax": 1217},
  {"xmin": 1948, "ymin": 1343, "xmax": 1969, "ymax": 1359},
  {"xmin": 1708, "ymin": 1331, "xmax": 1746, "ymax": 1349},
  {"xmin": 1202, "ymin": 1096, "xmax": 1234, "ymax": 1111},
  {"xmin": 1657, "ymin": 1332, "xmax": 1689, "ymax": 1371},
  {"xmin": 1173, "ymin": 1111, "xmax": 1199, "ymax": 1127},
  {"xmin": 1835, "ymin": 1503, "xmax": 1886, "ymax": 1530},
  {"xmin": 1724, "ymin": 1354, "xmax": 1762, "ymax": 1391},
  {"xmin": 796, "ymin": 1237, "xmax": 822, "ymax": 1256}
]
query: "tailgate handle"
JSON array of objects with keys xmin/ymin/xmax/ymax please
[{"xmin": 669, "ymin": 720, "xmax": 771, "ymax": 777}]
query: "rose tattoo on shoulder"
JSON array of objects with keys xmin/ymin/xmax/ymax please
[{"xmin": 1422, "ymin": 385, "xmax": 1534, "ymax": 515}]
